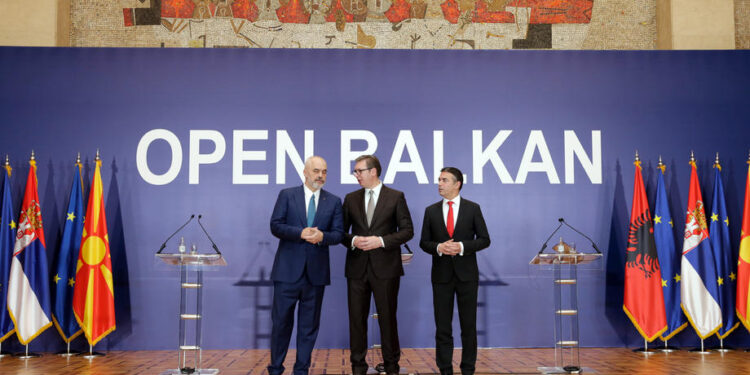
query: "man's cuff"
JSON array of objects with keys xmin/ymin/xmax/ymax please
[
  {"xmin": 459, "ymin": 242, "xmax": 464, "ymax": 256},
  {"xmin": 378, "ymin": 236, "xmax": 385, "ymax": 248},
  {"xmin": 436, "ymin": 244, "xmax": 442, "ymax": 256},
  {"xmin": 351, "ymin": 236, "xmax": 358, "ymax": 250}
]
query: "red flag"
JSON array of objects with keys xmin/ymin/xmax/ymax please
[
  {"xmin": 737, "ymin": 159, "xmax": 750, "ymax": 331},
  {"xmin": 72, "ymin": 157, "xmax": 115, "ymax": 346},
  {"xmin": 623, "ymin": 157, "xmax": 667, "ymax": 341}
]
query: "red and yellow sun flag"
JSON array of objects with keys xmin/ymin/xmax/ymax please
[
  {"xmin": 72, "ymin": 156, "xmax": 115, "ymax": 346},
  {"xmin": 737, "ymin": 156, "xmax": 750, "ymax": 331}
]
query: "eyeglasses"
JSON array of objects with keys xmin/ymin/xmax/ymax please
[{"xmin": 352, "ymin": 167, "xmax": 373, "ymax": 176}]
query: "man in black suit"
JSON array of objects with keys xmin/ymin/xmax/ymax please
[
  {"xmin": 419, "ymin": 167, "xmax": 490, "ymax": 375},
  {"xmin": 342, "ymin": 154, "xmax": 414, "ymax": 375}
]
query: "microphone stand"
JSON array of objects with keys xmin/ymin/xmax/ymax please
[
  {"xmin": 157, "ymin": 215, "xmax": 195, "ymax": 254},
  {"xmin": 559, "ymin": 218, "xmax": 602, "ymax": 254},
  {"xmin": 197, "ymin": 215, "xmax": 222, "ymax": 255},
  {"xmin": 538, "ymin": 219, "xmax": 564, "ymax": 254}
]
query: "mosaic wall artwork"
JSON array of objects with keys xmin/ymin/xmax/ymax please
[{"xmin": 70, "ymin": 0, "xmax": 655, "ymax": 49}]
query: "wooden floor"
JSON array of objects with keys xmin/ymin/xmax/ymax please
[{"xmin": 1, "ymin": 347, "xmax": 749, "ymax": 375}]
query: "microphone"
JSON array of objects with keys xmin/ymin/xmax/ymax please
[
  {"xmin": 559, "ymin": 218, "xmax": 602, "ymax": 254},
  {"xmin": 157, "ymin": 214, "xmax": 194, "ymax": 254},
  {"xmin": 538, "ymin": 220, "xmax": 564, "ymax": 254},
  {"xmin": 197, "ymin": 214, "xmax": 222, "ymax": 255}
]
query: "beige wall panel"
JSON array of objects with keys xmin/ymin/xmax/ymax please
[
  {"xmin": 0, "ymin": 0, "xmax": 60, "ymax": 46},
  {"xmin": 671, "ymin": 0, "xmax": 735, "ymax": 49}
]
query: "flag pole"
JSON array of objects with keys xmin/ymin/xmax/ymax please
[
  {"xmin": 14, "ymin": 344, "xmax": 41, "ymax": 359},
  {"xmin": 78, "ymin": 150, "xmax": 106, "ymax": 360}
]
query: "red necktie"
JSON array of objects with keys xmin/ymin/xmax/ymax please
[{"xmin": 446, "ymin": 201, "xmax": 454, "ymax": 238}]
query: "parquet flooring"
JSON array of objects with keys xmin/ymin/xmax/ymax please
[{"xmin": 1, "ymin": 347, "xmax": 749, "ymax": 374}]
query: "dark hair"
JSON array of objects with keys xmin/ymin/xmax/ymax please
[
  {"xmin": 440, "ymin": 167, "xmax": 463, "ymax": 191},
  {"xmin": 355, "ymin": 155, "xmax": 382, "ymax": 177}
]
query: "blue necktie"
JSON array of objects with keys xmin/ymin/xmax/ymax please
[{"xmin": 307, "ymin": 195, "xmax": 316, "ymax": 227}]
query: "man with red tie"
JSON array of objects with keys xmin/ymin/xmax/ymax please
[{"xmin": 419, "ymin": 167, "xmax": 491, "ymax": 375}]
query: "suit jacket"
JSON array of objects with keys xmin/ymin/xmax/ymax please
[
  {"xmin": 419, "ymin": 197, "xmax": 490, "ymax": 283},
  {"xmin": 342, "ymin": 185, "xmax": 414, "ymax": 279},
  {"xmin": 270, "ymin": 186, "xmax": 344, "ymax": 286}
]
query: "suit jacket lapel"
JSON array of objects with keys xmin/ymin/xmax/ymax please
[
  {"xmin": 369, "ymin": 185, "xmax": 389, "ymax": 229},
  {"xmin": 312, "ymin": 190, "xmax": 328, "ymax": 227},
  {"xmin": 453, "ymin": 200, "xmax": 466, "ymax": 237},
  {"xmin": 295, "ymin": 186, "xmax": 308, "ymax": 227}
]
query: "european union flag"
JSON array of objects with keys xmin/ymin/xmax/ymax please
[
  {"xmin": 709, "ymin": 161, "xmax": 739, "ymax": 339},
  {"xmin": 653, "ymin": 165, "xmax": 687, "ymax": 340},
  {"xmin": 0, "ymin": 163, "xmax": 16, "ymax": 342},
  {"xmin": 52, "ymin": 162, "xmax": 84, "ymax": 342}
]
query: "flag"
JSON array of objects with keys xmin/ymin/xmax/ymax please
[
  {"xmin": 681, "ymin": 159, "xmax": 722, "ymax": 338},
  {"xmin": 653, "ymin": 164, "xmax": 687, "ymax": 340},
  {"xmin": 709, "ymin": 160, "xmax": 739, "ymax": 339},
  {"xmin": 6, "ymin": 157, "xmax": 52, "ymax": 344},
  {"xmin": 0, "ymin": 162, "xmax": 16, "ymax": 342},
  {"xmin": 72, "ymin": 156, "xmax": 115, "ymax": 346},
  {"xmin": 736, "ymin": 158, "xmax": 750, "ymax": 331},
  {"xmin": 52, "ymin": 161, "xmax": 84, "ymax": 342},
  {"xmin": 623, "ymin": 157, "xmax": 667, "ymax": 341}
]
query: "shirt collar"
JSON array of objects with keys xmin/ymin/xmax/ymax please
[
  {"xmin": 367, "ymin": 181, "xmax": 383, "ymax": 196},
  {"xmin": 443, "ymin": 194, "xmax": 461, "ymax": 206},
  {"xmin": 304, "ymin": 184, "xmax": 320, "ymax": 199}
]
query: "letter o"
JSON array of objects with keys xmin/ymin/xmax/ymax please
[{"xmin": 136, "ymin": 129, "xmax": 183, "ymax": 185}]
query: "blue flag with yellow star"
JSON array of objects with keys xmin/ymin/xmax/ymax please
[
  {"xmin": 653, "ymin": 166, "xmax": 687, "ymax": 340},
  {"xmin": 0, "ymin": 164, "xmax": 16, "ymax": 342},
  {"xmin": 52, "ymin": 162, "xmax": 84, "ymax": 342},
  {"xmin": 710, "ymin": 162, "xmax": 739, "ymax": 339}
]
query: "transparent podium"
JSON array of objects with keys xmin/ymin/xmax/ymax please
[
  {"xmin": 530, "ymin": 241, "xmax": 602, "ymax": 374},
  {"xmin": 156, "ymin": 253, "xmax": 227, "ymax": 375}
]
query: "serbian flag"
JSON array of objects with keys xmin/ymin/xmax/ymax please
[
  {"xmin": 6, "ymin": 158, "xmax": 52, "ymax": 344},
  {"xmin": 52, "ymin": 161, "xmax": 84, "ymax": 342},
  {"xmin": 72, "ymin": 157, "xmax": 115, "ymax": 346},
  {"xmin": 623, "ymin": 157, "xmax": 667, "ymax": 341},
  {"xmin": 681, "ymin": 159, "xmax": 722, "ymax": 338},
  {"xmin": 653, "ymin": 164, "xmax": 687, "ymax": 340},
  {"xmin": 709, "ymin": 161, "xmax": 739, "ymax": 339},
  {"xmin": 0, "ymin": 162, "xmax": 16, "ymax": 342},
  {"xmin": 737, "ymin": 158, "xmax": 750, "ymax": 331}
]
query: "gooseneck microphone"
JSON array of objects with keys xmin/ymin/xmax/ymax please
[
  {"xmin": 559, "ymin": 217, "xmax": 602, "ymax": 254},
  {"xmin": 157, "ymin": 214, "xmax": 194, "ymax": 254},
  {"xmin": 197, "ymin": 214, "xmax": 222, "ymax": 255},
  {"xmin": 538, "ymin": 219, "xmax": 564, "ymax": 254}
]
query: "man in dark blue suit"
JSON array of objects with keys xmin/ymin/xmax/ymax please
[{"xmin": 268, "ymin": 156, "xmax": 344, "ymax": 375}]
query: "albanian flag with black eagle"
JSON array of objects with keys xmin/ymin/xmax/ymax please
[{"xmin": 623, "ymin": 158, "xmax": 667, "ymax": 341}]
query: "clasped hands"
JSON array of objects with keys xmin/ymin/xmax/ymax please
[
  {"xmin": 301, "ymin": 227, "xmax": 323, "ymax": 244},
  {"xmin": 438, "ymin": 239, "xmax": 461, "ymax": 256},
  {"xmin": 353, "ymin": 236, "xmax": 382, "ymax": 251}
]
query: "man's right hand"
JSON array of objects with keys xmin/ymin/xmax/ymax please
[
  {"xmin": 301, "ymin": 227, "xmax": 316, "ymax": 239},
  {"xmin": 438, "ymin": 239, "xmax": 461, "ymax": 256}
]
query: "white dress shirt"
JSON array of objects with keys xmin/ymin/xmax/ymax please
[
  {"xmin": 303, "ymin": 184, "xmax": 320, "ymax": 219},
  {"xmin": 438, "ymin": 195, "xmax": 464, "ymax": 256},
  {"xmin": 351, "ymin": 182, "xmax": 385, "ymax": 249}
]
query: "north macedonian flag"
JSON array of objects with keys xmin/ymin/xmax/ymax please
[
  {"xmin": 6, "ymin": 158, "xmax": 52, "ymax": 344},
  {"xmin": 72, "ymin": 157, "xmax": 115, "ymax": 346},
  {"xmin": 623, "ymin": 157, "xmax": 667, "ymax": 342},
  {"xmin": 737, "ymin": 157, "xmax": 750, "ymax": 332}
]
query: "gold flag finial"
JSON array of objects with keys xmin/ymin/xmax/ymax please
[
  {"xmin": 3, "ymin": 155, "xmax": 10, "ymax": 177},
  {"xmin": 657, "ymin": 155, "xmax": 665, "ymax": 173},
  {"xmin": 30, "ymin": 150, "xmax": 35, "ymax": 161},
  {"xmin": 76, "ymin": 152, "xmax": 81, "ymax": 164},
  {"xmin": 714, "ymin": 152, "xmax": 721, "ymax": 171},
  {"xmin": 634, "ymin": 150, "xmax": 641, "ymax": 167},
  {"xmin": 95, "ymin": 149, "xmax": 100, "ymax": 161},
  {"xmin": 747, "ymin": 150, "xmax": 750, "ymax": 164},
  {"xmin": 689, "ymin": 150, "xmax": 696, "ymax": 167}
]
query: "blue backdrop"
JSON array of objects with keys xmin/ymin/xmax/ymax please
[{"xmin": 1, "ymin": 47, "xmax": 749, "ymax": 351}]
